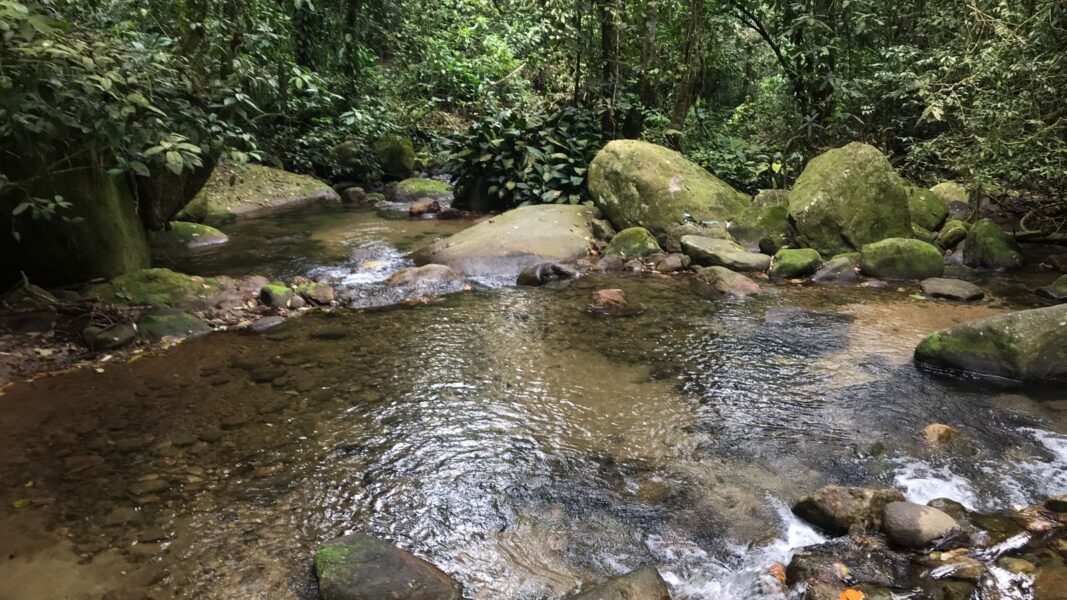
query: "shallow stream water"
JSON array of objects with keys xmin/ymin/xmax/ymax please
[{"xmin": 1, "ymin": 209, "xmax": 1065, "ymax": 600}]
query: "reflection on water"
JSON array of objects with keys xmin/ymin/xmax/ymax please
[{"xmin": 1, "ymin": 273, "xmax": 1065, "ymax": 600}]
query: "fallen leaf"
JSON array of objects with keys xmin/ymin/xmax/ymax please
[
  {"xmin": 838, "ymin": 589, "xmax": 865, "ymax": 600},
  {"xmin": 12, "ymin": 498, "xmax": 31, "ymax": 509}
]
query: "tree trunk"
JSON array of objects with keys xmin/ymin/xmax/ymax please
[
  {"xmin": 599, "ymin": 0, "xmax": 621, "ymax": 138},
  {"xmin": 668, "ymin": 0, "xmax": 705, "ymax": 148},
  {"xmin": 623, "ymin": 0, "xmax": 660, "ymax": 139}
]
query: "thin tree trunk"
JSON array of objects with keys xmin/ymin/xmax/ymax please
[
  {"xmin": 623, "ymin": 0, "xmax": 660, "ymax": 138},
  {"xmin": 599, "ymin": 0, "xmax": 621, "ymax": 137},
  {"xmin": 668, "ymin": 0, "xmax": 705, "ymax": 148},
  {"xmin": 573, "ymin": 3, "xmax": 584, "ymax": 103}
]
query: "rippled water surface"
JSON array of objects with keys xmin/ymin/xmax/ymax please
[{"xmin": 1, "ymin": 213, "xmax": 1066, "ymax": 600}]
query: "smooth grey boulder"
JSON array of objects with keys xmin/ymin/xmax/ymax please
[
  {"xmin": 920, "ymin": 278, "xmax": 985, "ymax": 302},
  {"xmin": 811, "ymin": 256, "xmax": 859, "ymax": 285},
  {"xmin": 315, "ymin": 533, "xmax": 462, "ymax": 600},
  {"xmin": 793, "ymin": 486, "xmax": 905, "ymax": 535},
  {"xmin": 881, "ymin": 501, "xmax": 959, "ymax": 549},
  {"xmin": 569, "ymin": 565, "xmax": 671, "ymax": 600},
  {"xmin": 681, "ymin": 236, "xmax": 771, "ymax": 271},
  {"xmin": 694, "ymin": 266, "xmax": 762, "ymax": 298}
]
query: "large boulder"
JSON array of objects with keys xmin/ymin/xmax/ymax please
[
  {"xmin": 681, "ymin": 236, "xmax": 771, "ymax": 272},
  {"xmin": 963, "ymin": 218, "xmax": 1023, "ymax": 270},
  {"xmin": 881, "ymin": 501, "xmax": 959, "ymax": 549},
  {"xmin": 858, "ymin": 238, "xmax": 944, "ymax": 280},
  {"xmin": 907, "ymin": 187, "xmax": 950, "ymax": 232},
  {"xmin": 930, "ymin": 181, "xmax": 971, "ymax": 219},
  {"xmin": 787, "ymin": 142, "xmax": 911, "ymax": 256},
  {"xmin": 569, "ymin": 566, "xmax": 671, "ymax": 600},
  {"xmin": 374, "ymin": 134, "xmax": 416, "ymax": 179},
  {"xmin": 410, "ymin": 204, "xmax": 596, "ymax": 279},
  {"xmin": 770, "ymin": 248, "xmax": 822, "ymax": 279},
  {"xmin": 176, "ymin": 162, "xmax": 339, "ymax": 225},
  {"xmin": 792, "ymin": 486, "xmax": 905, "ymax": 535},
  {"xmin": 587, "ymin": 140, "xmax": 757, "ymax": 241},
  {"xmin": 603, "ymin": 227, "xmax": 662, "ymax": 258},
  {"xmin": 937, "ymin": 219, "xmax": 970, "ymax": 250},
  {"xmin": 390, "ymin": 178, "xmax": 453, "ymax": 204},
  {"xmin": 914, "ymin": 303, "xmax": 1067, "ymax": 381},
  {"xmin": 315, "ymin": 533, "xmax": 462, "ymax": 600}
]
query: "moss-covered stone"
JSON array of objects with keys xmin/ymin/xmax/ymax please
[
  {"xmin": 964, "ymin": 218, "xmax": 1023, "ymax": 270},
  {"xmin": 315, "ymin": 533, "xmax": 462, "ymax": 600},
  {"xmin": 908, "ymin": 187, "xmax": 949, "ymax": 231},
  {"xmin": 374, "ymin": 134, "xmax": 416, "ymax": 179},
  {"xmin": 930, "ymin": 181, "xmax": 969, "ymax": 205},
  {"xmin": 915, "ymin": 303, "xmax": 1067, "ymax": 381},
  {"xmin": 937, "ymin": 219, "xmax": 970, "ymax": 250},
  {"xmin": 859, "ymin": 238, "xmax": 944, "ymax": 280},
  {"xmin": 391, "ymin": 178, "xmax": 453, "ymax": 203},
  {"xmin": 771, "ymin": 248, "xmax": 823, "ymax": 279},
  {"xmin": 259, "ymin": 282, "xmax": 296, "ymax": 309},
  {"xmin": 176, "ymin": 162, "xmax": 338, "ymax": 224},
  {"xmin": 603, "ymin": 227, "xmax": 662, "ymax": 258},
  {"xmin": 82, "ymin": 323, "xmax": 136, "ymax": 351},
  {"xmin": 151, "ymin": 221, "xmax": 229, "ymax": 251},
  {"xmin": 911, "ymin": 223, "xmax": 937, "ymax": 244},
  {"xmin": 86, "ymin": 268, "xmax": 222, "ymax": 307},
  {"xmin": 588, "ymin": 140, "xmax": 757, "ymax": 241},
  {"xmin": 1037, "ymin": 275, "xmax": 1067, "ymax": 302},
  {"xmin": 681, "ymin": 236, "xmax": 771, "ymax": 271},
  {"xmin": 757, "ymin": 204, "xmax": 792, "ymax": 255},
  {"xmin": 137, "ymin": 309, "xmax": 211, "ymax": 341},
  {"xmin": 787, "ymin": 142, "xmax": 911, "ymax": 256}
]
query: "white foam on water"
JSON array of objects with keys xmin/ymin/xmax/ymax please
[
  {"xmin": 983, "ymin": 564, "xmax": 1034, "ymax": 600},
  {"xmin": 651, "ymin": 498, "xmax": 824, "ymax": 600},
  {"xmin": 892, "ymin": 459, "xmax": 979, "ymax": 509},
  {"xmin": 1015, "ymin": 427, "xmax": 1067, "ymax": 498}
]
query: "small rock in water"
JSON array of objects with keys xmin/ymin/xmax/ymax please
[
  {"xmin": 792, "ymin": 485, "xmax": 904, "ymax": 535},
  {"xmin": 341, "ymin": 186, "xmax": 366, "ymax": 204},
  {"xmin": 922, "ymin": 423, "xmax": 959, "ymax": 445},
  {"xmin": 1045, "ymin": 495, "xmax": 1067, "ymax": 513},
  {"xmin": 409, "ymin": 197, "xmax": 440, "ymax": 216},
  {"xmin": 249, "ymin": 316, "xmax": 286, "ymax": 333},
  {"xmin": 1037, "ymin": 274, "xmax": 1067, "ymax": 302},
  {"xmin": 882, "ymin": 501, "xmax": 959, "ymax": 548},
  {"xmin": 595, "ymin": 255, "xmax": 627, "ymax": 272},
  {"xmin": 590, "ymin": 289, "xmax": 627, "ymax": 311},
  {"xmin": 569, "ymin": 565, "xmax": 671, "ymax": 600},
  {"xmin": 82, "ymin": 323, "xmax": 136, "ymax": 351},
  {"xmin": 516, "ymin": 262, "xmax": 578, "ymax": 287},
  {"xmin": 695, "ymin": 266, "xmax": 762, "ymax": 298},
  {"xmin": 811, "ymin": 256, "xmax": 859, "ymax": 285},
  {"xmin": 315, "ymin": 533, "xmax": 462, "ymax": 600},
  {"xmin": 920, "ymin": 278, "xmax": 985, "ymax": 302},
  {"xmin": 652, "ymin": 252, "xmax": 690, "ymax": 273}
]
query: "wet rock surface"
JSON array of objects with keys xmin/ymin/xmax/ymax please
[
  {"xmin": 315, "ymin": 534, "xmax": 462, "ymax": 600},
  {"xmin": 920, "ymin": 278, "xmax": 985, "ymax": 302},
  {"xmin": 792, "ymin": 486, "xmax": 904, "ymax": 535},
  {"xmin": 569, "ymin": 565, "xmax": 671, "ymax": 600}
]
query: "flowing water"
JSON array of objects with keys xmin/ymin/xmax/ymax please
[{"xmin": 1, "ymin": 209, "xmax": 1065, "ymax": 600}]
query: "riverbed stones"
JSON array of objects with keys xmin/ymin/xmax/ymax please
[
  {"xmin": 681, "ymin": 236, "xmax": 770, "ymax": 271},
  {"xmin": 693, "ymin": 266, "xmax": 761, "ymax": 298},
  {"xmin": 314, "ymin": 533, "xmax": 462, "ymax": 600},
  {"xmin": 411, "ymin": 204, "xmax": 597, "ymax": 278},
  {"xmin": 908, "ymin": 187, "xmax": 950, "ymax": 232},
  {"xmin": 409, "ymin": 198, "xmax": 440, "ymax": 216},
  {"xmin": 859, "ymin": 238, "xmax": 944, "ymax": 280},
  {"xmin": 652, "ymin": 253, "xmax": 690, "ymax": 273},
  {"xmin": 882, "ymin": 501, "xmax": 959, "ymax": 548},
  {"xmin": 963, "ymin": 219, "xmax": 1023, "ymax": 270},
  {"xmin": 374, "ymin": 134, "xmax": 416, "ymax": 179},
  {"xmin": 569, "ymin": 565, "xmax": 671, "ymax": 600},
  {"xmin": 82, "ymin": 323, "xmax": 137, "ymax": 350},
  {"xmin": 914, "ymin": 303, "xmax": 1067, "ymax": 381},
  {"xmin": 793, "ymin": 486, "xmax": 905, "ymax": 535},
  {"xmin": 176, "ymin": 162, "xmax": 338, "ymax": 224},
  {"xmin": 920, "ymin": 278, "xmax": 985, "ymax": 302},
  {"xmin": 517, "ymin": 262, "xmax": 578, "ymax": 286},
  {"xmin": 786, "ymin": 534, "xmax": 911, "ymax": 593},
  {"xmin": 259, "ymin": 283, "xmax": 298, "ymax": 309},
  {"xmin": 787, "ymin": 142, "xmax": 911, "ymax": 256},
  {"xmin": 770, "ymin": 248, "xmax": 822, "ymax": 279},
  {"xmin": 87, "ymin": 268, "xmax": 224, "ymax": 309},
  {"xmin": 588, "ymin": 140, "xmax": 757, "ymax": 240},
  {"xmin": 137, "ymin": 309, "xmax": 211, "ymax": 341},
  {"xmin": 931, "ymin": 181, "xmax": 971, "ymax": 219},
  {"xmin": 1045, "ymin": 495, "xmax": 1067, "ymax": 513},
  {"xmin": 603, "ymin": 227, "xmax": 662, "ymax": 258},
  {"xmin": 391, "ymin": 178, "xmax": 453, "ymax": 204},
  {"xmin": 387, "ymin": 264, "xmax": 464, "ymax": 287},
  {"xmin": 151, "ymin": 221, "xmax": 229, "ymax": 251},
  {"xmin": 1037, "ymin": 275, "xmax": 1067, "ymax": 302},
  {"xmin": 590, "ymin": 289, "xmax": 627, "ymax": 312},
  {"xmin": 811, "ymin": 255, "xmax": 859, "ymax": 285},
  {"xmin": 937, "ymin": 220, "xmax": 970, "ymax": 250}
]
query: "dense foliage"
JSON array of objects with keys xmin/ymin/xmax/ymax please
[{"xmin": 1, "ymin": 0, "xmax": 1064, "ymax": 225}]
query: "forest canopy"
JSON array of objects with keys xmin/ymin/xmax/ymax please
[{"xmin": 1, "ymin": 0, "xmax": 1064, "ymax": 224}]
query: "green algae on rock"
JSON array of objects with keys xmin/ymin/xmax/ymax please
[
  {"xmin": 907, "ymin": 187, "xmax": 950, "ymax": 232},
  {"xmin": 787, "ymin": 142, "xmax": 911, "ymax": 256},
  {"xmin": 151, "ymin": 221, "xmax": 229, "ymax": 251},
  {"xmin": 588, "ymin": 140, "xmax": 757, "ymax": 240},
  {"xmin": 86, "ymin": 268, "xmax": 223, "ymax": 308},
  {"xmin": 374, "ymin": 134, "xmax": 417, "ymax": 179},
  {"xmin": 390, "ymin": 178, "xmax": 453, "ymax": 203},
  {"xmin": 859, "ymin": 238, "xmax": 944, "ymax": 280},
  {"xmin": 137, "ymin": 309, "xmax": 211, "ymax": 341},
  {"xmin": 603, "ymin": 227, "xmax": 662, "ymax": 258},
  {"xmin": 937, "ymin": 219, "xmax": 970, "ymax": 250},
  {"xmin": 176, "ymin": 162, "xmax": 338, "ymax": 224},
  {"xmin": 915, "ymin": 303, "xmax": 1067, "ymax": 381},
  {"xmin": 315, "ymin": 533, "xmax": 462, "ymax": 600},
  {"xmin": 771, "ymin": 248, "xmax": 823, "ymax": 279},
  {"xmin": 963, "ymin": 218, "xmax": 1023, "ymax": 270}
]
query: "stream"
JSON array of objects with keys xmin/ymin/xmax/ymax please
[{"xmin": 0, "ymin": 207, "xmax": 1065, "ymax": 600}]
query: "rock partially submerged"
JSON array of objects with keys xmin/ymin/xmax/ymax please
[
  {"xmin": 176, "ymin": 162, "xmax": 338, "ymax": 225},
  {"xmin": 569, "ymin": 565, "xmax": 671, "ymax": 600},
  {"xmin": 315, "ymin": 533, "xmax": 462, "ymax": 600},
  {"xmin": 915, "ymin": 303, "xmax": 1067, "ymax": 381},
  {"xmin": 792, "ymin": 485, "xmax": 905, "ymax": 535},
  {"xmin": 694, "ymin": 266, "xmax": 761, "ymax": 298},
  {"xmin": 882, "ymin": 501, "xmax": 960, "ymax": 548},
  {"xmin": 920, "ymin": 278, "xmax": 985, "ymax": 302},
  {"xmin": 603, "ymin": 227, "xmax": 662, "ymax": 258},
  {"xmin": 787, "ymin": 142, "xmax": 911, "ymax": 256},
  {"xmin": 1037, "ymin": 275, "xmax": 1067, "ymax": 302},
  {"xmin": 411, "ymin": 204, "xmax": 597, "ymax": 279},
  {"xmin": 517, "ymin": 263, "xmax": 578, "ymax": 287},
  {"xmin": 390, "ymin": 178, "xmax": 453, "ymax": 204},
  {"xmin": 811, "ymin": 255, "xmax": 859, "ymax": 285},
  {"xmin": 681, "ymin": 236, "xmax": 771, "ymax": 272},
  {"xmin": 964, "ymin": 218, "xmax": 1023, "ymax": 270},
  {"xmin": 151, "ymin": 221, "xmax": 229, "ymax": 251},
  {"xmin": 770, "ymin": 248, "xmax": 822, "ymax": 279},
  {"xmin": 588, "ymin": 140, "xmax": 756, "ymax": 240},
  {"xmin": 859, "ymin": 238, "xmax": 944, "ymax": 280}
]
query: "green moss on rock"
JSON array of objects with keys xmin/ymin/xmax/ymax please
[
  {"xmin": 137, "ymin": 309, "xmax": 211, "ymax": 341},
  {"xmin": 787, "ymin": 142, "xmax": 911, "ymax": 256},
  {"xmin": 859, "ymin": 238, "xmax": 944, "ymax": 280},
  {"xmin": 176, "ymin": 162, "xmax": 337, "ymax": 224},
  {"xmin": 588, "ymin": 140, "xmax": 757, "ymax": 241},
  {"xmin": 930, "ymin": 181, "xmax": 969, "ymax": 205},
  {"xmin": 392, "ymin": 178, "xmax": 452, "ymax": 203},
  {"xmin": 86, "ymin": 268, "xmax": 222, "ymax": 307},
  {"xmin": 964, "ymin": 218, "xmax": 1023, "ymax": 270},
  {"xmin": 937, "ymin": 219, "xmax": 970, "ymax": 250},
  {"xmin": 603, "ymin": 227, "xmax": 662, "ymax": 258},
  {"xmin": 771, "ymin": 248, "xmax": 823, "ymax": 279},
  {"xmin": 908, "ymin": 187, "xmax": 950, "ymax": 231},
  {"xmin": 911, "ymin": 223, "xmax": 938, "ymax": 244},
  {"xmin": 375, "ymin": 134, "xmax": 416, "ymax": 179}
]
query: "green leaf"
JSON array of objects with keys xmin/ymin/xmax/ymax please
[{"xmin": 164, "ymin": 151, "xmax": 184, "ymax": 175}]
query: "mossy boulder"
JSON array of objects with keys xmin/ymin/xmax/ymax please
[
  {"xmin": 315, "ymin": 533, "xmax": 462, "ymax": 600},
  {"xmin": 859, "ymin": 238, "xmax": 944, "ymax": 280},
  {"xmin": 681, "ymin": 236, "xmax": 771, "ymax": 271},
  {"xmin": 911, "ymin": 224, "xmax": 937, "ymax": 245},
  {"xmin": 176, "ymin": 162, "xmax": 338, "ymax": 225},
  {"xmin": 930, "ymin": 181, "xmax": 971, "ymax": 219},
  {"xmin": 411, "ymin": 204, "xmax": 597, "ymax": 279},
  {"xmin": 771, "ymin": 248, "xmax": 823, "ymax": 279},
  {"xmin": 603, "ymin": 227, "xmax": 662, "ymax": 258},
  {"xmin": 82, "ymin": 323, "xmax": 137, "ymax": 351},
  {"xmin": 1037, "ymin": 275, "xmax": 1067, "ymax": 302},
  {"xmin": 86, "ymin": 268, "xmax": 223, "ymax": 308},
  {"xmin": 937, "ymin": 219, "xmax": 970, "ymax": 250},
  {"xmin": 787, "ymin": 142, "xmax": 911, "ymax": 256},
  {"xmin": 151, "ymin": 221, "xmax": 229, "ymax": 251},
  {"xmin": 588, "ymin": 140, "xmax": 757, "ymax": 241},
  {"xmin": 374, "ymin": 134, "xmax": 416, "ymax": 179},
  {"xmin": 964, "ymin": 218, "xmax": 1023, "ymax": 270},
  {"xmin": 914, "ymin": 303, "xmax": 1067, "ymax": 381},
  {"xmin": 137, "ymin": 309, "xmax": 211, "ymax": 341},
  {"xmin": 908, "ymin": 187, "xmax": 949, "ymax": 232},
  {"xmin": 757, "ymin": 204, "xmax": 792, "ymax": 255},
  {"xmin": 390, "ymin": 178, "xmax": 453, "ymax": 203}
]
